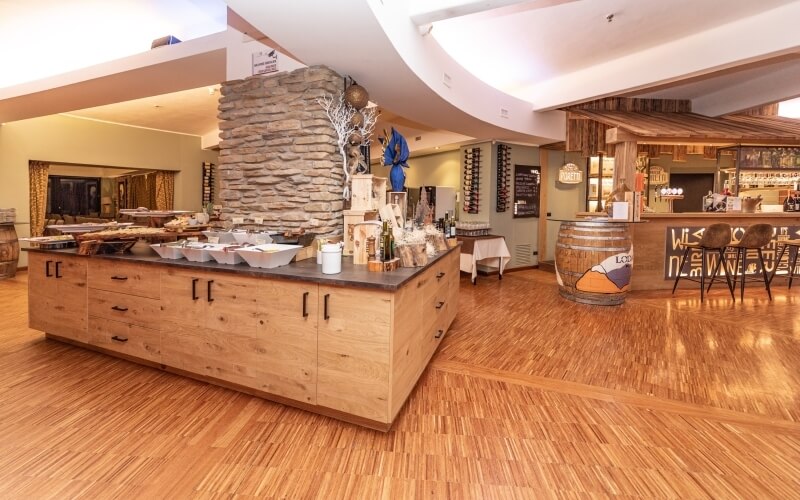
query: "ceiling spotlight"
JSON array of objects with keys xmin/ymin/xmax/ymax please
[
  {"xmin": 606, "ymin": 13, "xmax": 615, "ymax": 22},
  {"xmin": 208, "ymin": 87, "xmax": 217, "ymax": 95}
]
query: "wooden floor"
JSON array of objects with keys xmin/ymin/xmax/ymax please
[{"xmin": 1, "ymin": 270, "xmax": 799, "ymax": 498}]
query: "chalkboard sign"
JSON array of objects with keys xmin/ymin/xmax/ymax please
[{"xmin": 513, "ymin": 165, "xmax": 541, "ymax": 218}]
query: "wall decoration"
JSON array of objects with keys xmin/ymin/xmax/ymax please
[
  {"xmin": 513, "ymin": 165, "xmax": 540, "ymax": 218},
  {"xmin": 463, "ymin": 147, "xmax": 481, "ymax": 214},
  {"xmin": 202, "ymin": 162, "xmax": 215, "ymax": 206},
  {"xmin": 496, "ymin": 144, "xmax": 511, "ymax": 212},
  {"xmin": 557, "ymin": 162, "xmax": 583, "ymax": 184}
]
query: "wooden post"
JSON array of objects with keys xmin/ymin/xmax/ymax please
[
  {"xmin": 614, "ymin": 141, "xmax": 638, "ymax": 189},
  {"xmin": 538, "ymin": 148, "xmax": 549, "ymax": 264}
]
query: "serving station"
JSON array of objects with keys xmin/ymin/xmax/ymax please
[{"xmin": 26, "ymin": 244, "xmax": 459, "ymax": 430}]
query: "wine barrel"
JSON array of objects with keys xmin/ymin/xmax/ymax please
[
  {"xmin": 555, "ymin": 221, "xmax": 632, "ymax": 305},
  {"xmin": 0, "ymin": 224, "xmax": 19, "ymax": 279}
]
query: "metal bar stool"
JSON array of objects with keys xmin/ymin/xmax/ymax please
[
  {"xmin": 769, "ymin": 239, "xmax": 800, "ymax": 288},
  {"xmin": 726, "ymin": 223, "xmax": 774, "ymax": 301},
  {"xmin": 672, "ymin": 223, "xmax": 735, "ymax": 302}
]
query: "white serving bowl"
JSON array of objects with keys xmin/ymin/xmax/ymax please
[
  {"xmin": 150, "ymin": 243, "xmax": 186, "ymax": 259},
  {"xmin": 232, "ymin": 231, "xmax": 275, "ymax": 246},
  {"xmin": 180, "ymin": 243, "xmax": 217, "ymax": 262},
  {"xmin": 207, "ymin": 244, "xmax": 245, "ymax": 265},
  {"xmin": 235, "ymin": 244, "xmax": 302, "ymax": 269},
  {"xmin": 201, "ymin": 230, "xmax": 238, "ymax": 244}
]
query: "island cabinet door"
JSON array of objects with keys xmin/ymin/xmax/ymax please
[
  {"xmin": 204, "ymin": 274, "xmax": 260, "ymax": 337},
  {"xmin": 160, "ymin": 268, "xmax": 207, "ymax": 329},
  {"xmin": 257, "ymin": 280, "xmax": 319, "ymax": 404},
  {"xmin": 28, "ymin": 253, "xmax": 88, "ymax": 343},
  {"xmin": 316, "ymin": 285, "xmax": 392, "ymax": 423}
]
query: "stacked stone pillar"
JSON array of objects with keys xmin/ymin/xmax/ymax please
[{"xmin": 217, "ymin": 65, "xmax": 344, "ymax": 236}]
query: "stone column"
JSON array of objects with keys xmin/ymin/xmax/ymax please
[{"xmin": 217, "ymin": 65, "xmax": 345, "ymax": 236}]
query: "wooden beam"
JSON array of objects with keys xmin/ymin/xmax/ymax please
[{"xmin": 606, "ymin": 127, "xmax": 640, "ymax": 145}]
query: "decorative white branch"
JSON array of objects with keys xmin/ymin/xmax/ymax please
[{"xmin": 317, "ymin": 93, "xmax": 357, "ymax": 199}]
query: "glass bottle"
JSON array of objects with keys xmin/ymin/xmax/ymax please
[{"xmin": 381, "ymin": 221, "xmax": 392, "ymax": 262}]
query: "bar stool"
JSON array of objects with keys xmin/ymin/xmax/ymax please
[
  {"xmin": 672, "ymin": 223, "xmax": 735, "ymax": 302},
  {"xmin": 727, "ymin": 223, "xmax": 774, "ymax": 301},
  {"xmin": 769, "ymin": 239, "xmax": 800, "ymax": 288}
]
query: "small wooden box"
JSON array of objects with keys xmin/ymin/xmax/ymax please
[
  {"xmin": 343, "ymin": 209, "xmax": 378, "ymax": 256},
  {"xmin": 352, "ymin": 174, "xmax": 388, "ymax": 211}
]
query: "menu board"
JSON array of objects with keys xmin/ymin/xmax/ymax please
[{"xmin": 513, "ymin": 165, "xmax": 541, "ymax": 218}]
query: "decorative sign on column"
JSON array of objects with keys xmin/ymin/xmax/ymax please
[
  {"xmin": 252, "ymin": 49, "xmax": 278, "ymax": 75},
  {"xmin": 513, "ymin": 165, "xmax": 540, "ymax": 218},
  {"xmin": 664, "ymin": 225, "xmax": 800, "ymax": 279}
]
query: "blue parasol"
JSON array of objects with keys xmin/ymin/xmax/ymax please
[{"xmin": 383, "ymin": 128, "xmax": 409, "ymax": 192}]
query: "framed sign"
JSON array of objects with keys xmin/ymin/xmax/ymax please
[
  {"xmin": 252, "ymin": 49, "xmax": 278, "ymax": 75},
  {"xmin": 513, "ymin": 164, "xmax": 540, "ymax": 218}
]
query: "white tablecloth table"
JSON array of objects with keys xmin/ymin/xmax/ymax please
[{"xmin": 458, "ymin": 235, "xmax": 511, "ymax": 284}]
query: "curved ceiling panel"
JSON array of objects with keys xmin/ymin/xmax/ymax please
[{"xmin": 224, "ymin": 0, "xmax": 565, "ymax": 145}]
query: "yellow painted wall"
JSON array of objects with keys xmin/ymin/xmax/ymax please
[
  {"xmin": 0, "ymin": 114, "xmax": 218, "ymax": 266},
  {"xmin": 372, "ymin": 149, "xmax": 460, "ymax": 191}
]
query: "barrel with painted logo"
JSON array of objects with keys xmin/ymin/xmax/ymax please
[
  {"xmin": 555, "ymin": 221, "xmax": 632, "ymax": 305},
  {"xmin": 0, "ymin": 223, "xmax": 20, "ymax": 279}
]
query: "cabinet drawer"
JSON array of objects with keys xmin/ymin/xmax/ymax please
[
  {"xmin": 89, "ymin": 288, "xmax": 161, "ymax": 329},
  {"xmin": 89, "ymin": 260, "xmax": 160, "ymax": 299},
  {"xmin": 89, "ymin": 317, "xmax": 161, "ymax": 363}
]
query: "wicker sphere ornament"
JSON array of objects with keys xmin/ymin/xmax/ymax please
[
  {"xmin": 350, "ymin": 111, "xmax": 365, "ymax": 128},
  {"xmin": 348, "ymin": 131, "xmax": 363, "ymax": 146},
  {"xmin": 344, "ymin": 83, "xmax": 369, "ymax": 110}
]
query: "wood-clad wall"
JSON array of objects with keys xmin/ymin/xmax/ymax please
[{"xmin": 565, "ymin": 98, "xmax": 692, "ymax": 157}]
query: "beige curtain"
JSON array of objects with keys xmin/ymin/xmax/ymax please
[
  {"xmin": 29, "ymin": 161, "xmax": 50, "ymax": 237},
  {"xmin": 155, "ymin": 171, "xmax": 176, "ymax": 210}
]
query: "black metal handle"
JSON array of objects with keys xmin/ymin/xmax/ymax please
[
  {"xmin": 436, "ymin": 301, "xmax": 445, "ymax": 309},
  {"xmin": 302, "ymin": 291, "xmax": 309, "ymax": 318},
  {"xmin": 323, "ymin": 294, "xmax": 330, "ymax": 320},
  {"xmin": 436, "ymin": 272, "xmax": 446, "ymax": 280},
  {"xmin": 45, "ymin": 260, "xmax": 52, "ymax": 277},
  {"xmin": 207, "ymin": 280, "xmax": 214, "ymax": 302},
  {"xmin": 111, "ymin": 275, "xmax": 128, "ymax": 281},
  {"xmin": 111, "ymin": 306, "xmax": 128, "ymax": 312},
  {"xmin": 192, "ymin": 278, "xmax": 199, "ymax": 300},
  {"xmin": 55, "ymin": 261, "xmax": 62, "ymax": 278},
  {"xmin": 435, "ymin": 329, "xmax": 444, "ymax": 339},
  {"xmin": 111, "ymin": 335, "xmax": 128, "ymax": 343}
]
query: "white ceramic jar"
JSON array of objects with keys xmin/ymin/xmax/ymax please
[{"xmin": 321, "ymin": 243, "xmax": 342, "ymax": 274}]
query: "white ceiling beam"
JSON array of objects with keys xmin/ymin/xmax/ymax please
[
  {"xmin": 0, "ymin": 31, "xmax": 227, "ymax": 123},
  {"xmin": 409, "ymin": 0, "xmax": 533, "ymax": 26},
  {"xmin": 409, "ymin": 0, "xmax": 580, "ymax": 25},
  {"xmin": 692, "ymin": 60, "xmax": 800, "ymax": 116},
  {"xmin": 523, "ymin": 1, "xmax": 800, "ymax": 112}
]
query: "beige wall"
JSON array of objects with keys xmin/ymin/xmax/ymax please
[
  {"xmin": 372, "ymin": 149, "xmax": 460, "ymax": 193},
  {"xmin": 0, "ymin": 114, "xmax": 218, "ymax": 265}
]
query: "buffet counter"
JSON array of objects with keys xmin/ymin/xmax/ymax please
[
  {"xmin": 633, "ymin": 212, "xmax": 800, "ymax": 290},
  {"xmin": 25, "ymin": 246, "xmax": 460, "ymax": 430}
]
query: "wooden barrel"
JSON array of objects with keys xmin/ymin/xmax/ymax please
[
  {"xmin": 555, "ymin": 221, "xmax": 632, "ymax": 305},
  {"xmin": 0, "ymin": 224, "xmax": 19, "ymax": 279}
]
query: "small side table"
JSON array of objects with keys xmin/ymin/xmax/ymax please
[{"xmin": 769, "ymin": 239, "xmax": 800, "ymax": 287}]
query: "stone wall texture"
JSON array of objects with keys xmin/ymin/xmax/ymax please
[{"xmin": 217, "ymin": 65, "xmax": 344, "ymax": 236}]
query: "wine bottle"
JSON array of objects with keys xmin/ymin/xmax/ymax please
[{"xmin": 381, "ymin": 221, "xmax": 392, "ymax": 262}]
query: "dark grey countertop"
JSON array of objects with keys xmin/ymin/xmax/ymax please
[{"xmin": 24, "ymin": 245, "xmax": 460, "ymax": 291}]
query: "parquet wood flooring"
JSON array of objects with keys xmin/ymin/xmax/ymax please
[{"xmin": 2, "ymin": 270, "xmax": 800, "ymax": 498}]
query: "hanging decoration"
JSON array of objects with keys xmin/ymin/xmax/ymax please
[
  {"xmin": 317, "ymin": 78, "xmax": 378, "ymax": 199},
  {"xmin": 383, "ymin": 128, "xmax": 410, "ymax": 192}
]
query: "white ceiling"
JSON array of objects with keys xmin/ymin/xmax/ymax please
[
  {"xmin": 64, "ymin": 85, "xmax": 222, "ymax": 137},
  {"xmin": 3, "ymin": 0, "xmax": 800, "ymax": 150},
  {"xmin": 432, "ymin": 0, "xmax": 797, "ymax": 97}
]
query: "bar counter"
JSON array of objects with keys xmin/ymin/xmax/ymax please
[
  {"xmin": 633, "ymin": 212, "xmax": 800, "ymax": 290},
  {"xmin": 24, "ymin": 245, "xmax": 460, "ymax": 430}
]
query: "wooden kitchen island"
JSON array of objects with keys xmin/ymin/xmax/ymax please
[{"xmin": 26, "ymin": 245, "xmax": 460, "ymax": 430}]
